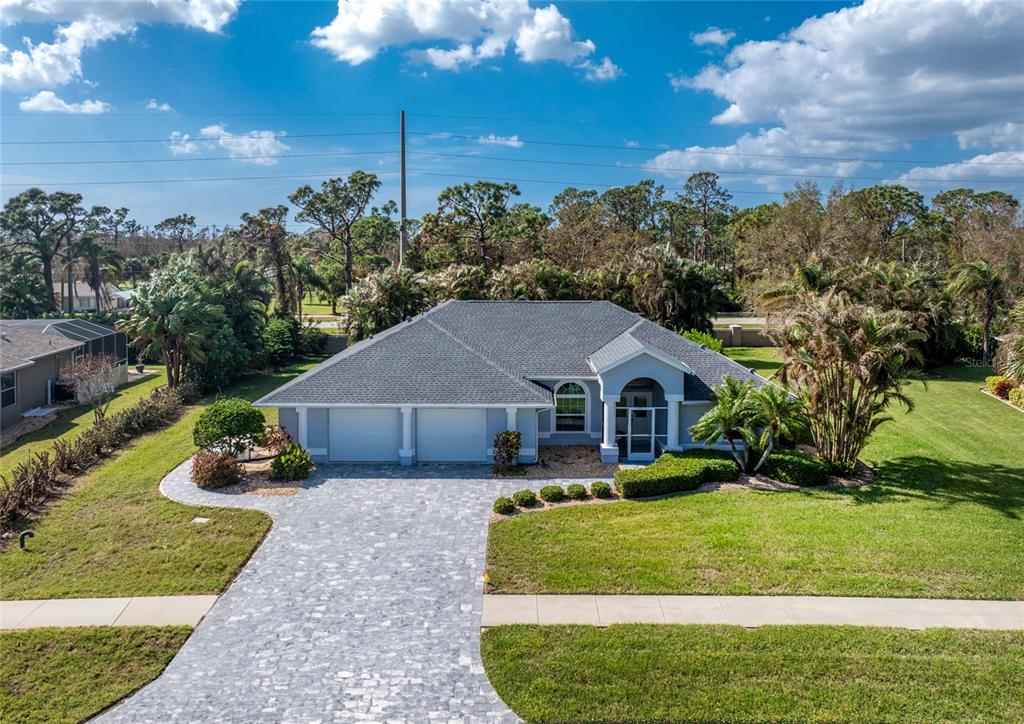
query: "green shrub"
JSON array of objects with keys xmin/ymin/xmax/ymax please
[
  {"xmin": 539, "ymin": 485, "xmax": 565, "ymax": 503},
  {"xmin": 492, "ymin": 430, "xmax": 522, "ymax": 475},
  {"xmin": 270, "ymin": 443, "xmax": 314, "ymax": 481},
  {"xmin": 493, "ymin": 497, "xmax": 515, "ymax": 515},
  {"xmin": 263, "ymin": 316, "xmax": 299, "ymax": 367},
  {"xmin": 682, "ymin": 329, "xmax": 724, "ymax": 354},
  {"xmin": 590, "ymin": 481, "xmax": 612, "ymax": 499},
  {"xmin": 615, "ymin": 460, "xmax": 704, "ymax": 498},
  {"xmin": 661, "ymin": 449, "xmax": 739, "ymax": 482},
  {"xmin": 511, "ymin": 489, "xmax": 537, "ymax": 507},
  {"xmin": 1009, "ymin": 387, "xmax": 1024, "ymax": 409},
  {"xmin": 986, "ymin": 375, "xmax": 1010, "ymax": 394},
  {"xmin": 760, "ymin": 449, "xmax": 830, "ymax": 487},
  {"xmin": 566, "ymin": 483, "xmax": 588, "ymax": 500},
  {"xmin": 299, "ymin": 325, "xmax": 328, "ymax": 356},
  {"xmin": 191, "ymin": 450, "xmax": 241, "ymax": 489},
  {"xmin": 193, "ymin": 398, "xmax": 266, "ymax": 454},
  {"xmin": 993, "ymin": 378, "xmax": 1016, "ymax": 399}
]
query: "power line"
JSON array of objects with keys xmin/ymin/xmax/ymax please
[
  {"xmin": 0, "ymin": 131, "xmax": 397, "ymax": 146},
  {"xmin": 408, "ymin": 150, "xmax": 1019, "ymax": 186},
  {"xmin": 408, "ymin": 132, "xmax": 1024, "ymax": 167},
  {"xmin": 2, "ymin": 150, "xmax": 398, "ymax": 166},
  {"xmin": 0, "ymin": 170, "xmax": 400, "ymax": 188}
]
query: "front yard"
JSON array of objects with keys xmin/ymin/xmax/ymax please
[
  {"xmin": 0, "ymin": 360, "xmax": 317, "ymax": 599},
  {"xmin": 482, "ymin": 624, "xmax": 1024, "ymax": 722},
  {"xmin": 485, "ymin": 359, "xmax": 1024, "ymax": 599}
]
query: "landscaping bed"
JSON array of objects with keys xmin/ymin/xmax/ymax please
[
  {"xmin": 481, "ymin": 624, "xmax": 1024, "ymax": 723},
  {"xmin": 0, "ymin": 626, "xmax": 191, "ymax": 724}
]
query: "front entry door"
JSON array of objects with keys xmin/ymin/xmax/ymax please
[{"xmin": 622, "ymin": 391, "xmax": 654, "ymax": 462}]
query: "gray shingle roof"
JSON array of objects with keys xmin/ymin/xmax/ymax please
[
  {"xmin": 0, "ymin": 320, "xmax": 84, "ymax": 373},
  {"xmin": 255, "ymin": 301, "xmax": 767, "ymax": 408}
]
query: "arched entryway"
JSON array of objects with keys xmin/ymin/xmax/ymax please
[{"xmin": 615, "ymin": 377, "xmax": 667, "ymax": 461}]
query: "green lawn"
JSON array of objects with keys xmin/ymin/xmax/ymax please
[
  {"xmin": 482, "ymin": 625, "xmax": 1024, "ymax": 723},
  {"xmin": 0, "ymin": 360, "xmax": 317, "ymax": 599},
  {"xmin": 0, "ymin": 368, "xmax": 167, "ymax": 477},
  {"xmin": 0, "ymin": 626, "xmax": 190, "ymax": 724},
  {"xmin": 486, "ymin": 357, "xmax": 1024, "ymax": 599}
]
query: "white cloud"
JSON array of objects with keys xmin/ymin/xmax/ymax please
[
  {"xmin": 624, "ymin": 139, "xmax": 640, "ymax": 148},
  {"xmin": 0, "ymin": 1, "xmax": 241, "ymax": 91},
  {"xmin": 311, "ymin": 0, "xmax": 616, "ymax": 80},
  {"xmin": 168, "ymin": 131, "xmax": 198, "ymax": 155},
  {"xmin": 691, "ymin": 27, "xmax": 735, "ymax": 47},
  {"xmin": 18, "ymin": 89, "xmax": 109, "ymax": 113},
  {"xmin": 894, "ymin": 151, "xmax": 1024, "ymax": 186},
  {"xmin": 580, "ymin": 56, "xmax": 622, "ymax": 82},
  {"xmin": 956, "ymin": 122, "xmax": 1023, "ymax": 151},
  {"xmin": 653, "ymin": 0, "xmax": 1024, "ymax": 189},
  {"xmin": 147, "ymin": 98, "xmax": 173, "ymax": 112},
  {"xmin": 479, "ymin": 133, "xmax": 524, "ymax": 148}
]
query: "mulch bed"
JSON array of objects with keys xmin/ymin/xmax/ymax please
[
  {"xmin": 214, "ymin": 459, "xmax": 304, "ymax": 496},
  {"xmin": 509, "ymin": 445, "xmax": 619, "ymax": 480}
]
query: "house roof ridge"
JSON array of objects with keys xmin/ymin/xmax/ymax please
[
  {"xmin": 251, "ymin": 315, "xmax": 426, "ymax": 406},
  {"xmin": 423, "ymin": 317, "xmax": 551, "ymax": 403}
]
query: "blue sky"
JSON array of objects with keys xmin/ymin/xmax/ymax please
[{"xmin": 2, "ymin": 0, "xmax": 1022, "ymax": 230}]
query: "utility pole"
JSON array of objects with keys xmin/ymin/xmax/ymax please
[{"xmin": 399, "ymin": 109, "xmax": 407, "ymax": 268}]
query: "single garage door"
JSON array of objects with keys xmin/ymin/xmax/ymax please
[
  {"xmin": 417, "ymin": 408, "xmax": 488, "ymax": 462},
  {"xmin": 329, "ymin": 407, "xmax": 400, "ymax": 462}
]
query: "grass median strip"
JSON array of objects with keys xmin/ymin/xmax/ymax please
[
  {"xmin": 481, "ymin": 624, "xmax": 1024, "ymax": 723},
  {"xmin": 0, "ymin": 626, "xmax": 190, "ymax": 724}
]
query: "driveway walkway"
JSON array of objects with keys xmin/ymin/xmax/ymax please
[{"xmin": 101, "ymin": 459, "xmax": 542, "ymax": 723}]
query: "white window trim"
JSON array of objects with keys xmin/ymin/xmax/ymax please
[
  {"xmin": 1, "ymin": 371, "xmax": 16, "ymax": 409},
  {"xmin": 553, "ymin": 379, "xmax": 589, "ymax": 434}
]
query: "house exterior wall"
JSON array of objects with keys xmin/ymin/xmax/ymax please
[
  {"xmin": 679, "ymin": 402, "xmax": 714, "ymax": 446},
  {"xmin": 597, "ymin": 354, "xmax": 685, "ymax": 400},
  {"xmin": 1, "ymin": 352, "xmax": 69, "ymax": 429},
  {"xmin": 532, "ymin": 377, "xmax": 601, "ymax": 446}
]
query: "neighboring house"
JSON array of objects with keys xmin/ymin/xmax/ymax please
[
  {"xmin": 0, "ymin": 319, "xmax": 129, "ymax": 430},
  {"xmin": 255, "ymin": 301, "xmax": 766, "ymax": 465},
  {"xmin": 52, "ymin": 281, "xmax": 134, "ymax": 312}
]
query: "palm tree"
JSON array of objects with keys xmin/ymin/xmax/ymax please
[
  {"xmin": 949, "ymin": 260, "xmax": 1006, "ymax": 365},
  {"xmin": 777, "ymin": 291, "xmax": 923, "ymax": 473},
  {"xmin": 71, "ymin": 235, "xmax": 124, "ymax": 310},
  {"xmin": 741, "ymin": 384, "xmax": 808, "ymax": 472},
  {"xmin": 688, "ymin": 376, "xmax": 754, "ymax": 470},
  {"xmin": 995, "ymin": 300, "xmax": 1024, "ymax": 384}
]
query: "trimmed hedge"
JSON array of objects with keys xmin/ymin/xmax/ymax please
[
  {"xmin": 493, "ymin": 496, "xmax": 515, "ymax": 515},
  {"xmin": 1010, "ymin": 387, "xmax": 1024, "ymax": 409},
  {"xmin": 192, "ymin": 450, "xmax": 241, "ymax": 489},
  {"xmin": 760, "ymin": 449, "xmax": 830, "ymax": 487},
  {"xmin": 566, "ymin": 483, "xmax": 588, "ymax": 500},
  {"xmin": 614, "ymin": 449, "xmax": 739, "ymax": 499},
  {"xmin": 539, "ymin": 485, "xmax": 565, "ymax": 503},
  {"xmin": 512, "ymin": 489, "xmax": 537, "ymax": 507},
  {"xmin": 590, "ymin": 481, "xmax": 612, "ymax": 499}
]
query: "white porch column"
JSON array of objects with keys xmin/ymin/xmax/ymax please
[
  {"xmin": 400, "ymin": 406, "xmax": 413, "ymax": 464},
  {"xmin": 599, "ymin": 395, "xmax": 619, "ymax": 463},
  {"xmin": 297, "ymin": 406, "xmax": 308, "ymax": 449},
  {"xmin": 505, "ymin": 406, "xmax": 517, "ymax": 432},
  {"xmin": 666, "ymin": 394, "xmax": 684, "ymax": 450}
]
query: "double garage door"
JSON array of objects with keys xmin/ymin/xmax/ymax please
[{"xmin": 328, "ymin": 407, "xmax": 487, "ymax": 463}]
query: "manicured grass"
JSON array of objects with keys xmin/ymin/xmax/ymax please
[
  {"xmin": 0, "ymin": 368, "xmax": 168, "ymax": 477},
  {"xmin": 721, "ymin": 345, "xmax": 783, "ymax": 375},
  {"xmin": 0, "ymin": 360, "xmax": 318, "ymax": 600},
  {"xmin": 486, "ymin": 361, "xmax": 1024, "ymax": 599},
  {"xmin": 0, "ymin": 626, "xmax": 190, "ymax": 724},
  {"xmin": 482, "ymin": 624, "xmax": 1024, "ymax": 723}
]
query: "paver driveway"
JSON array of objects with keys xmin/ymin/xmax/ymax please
[{"xmin": 102, "ymin": 460, "xmax": 573, "ymax": 723}]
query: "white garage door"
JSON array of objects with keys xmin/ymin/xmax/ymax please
[
  {"xmin": 329, "ymin": 408, "xmax": 400, "ymax": 462},
  {"xmin": 416, "ymin": 408, "xmax": 488, "ymax": 462}
]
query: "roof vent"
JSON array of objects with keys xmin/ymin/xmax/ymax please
[
  {"xmin": 699, "ymin": 344, "xmax": 707, "ymax": 350},
  {"xmin": 749, "ymin": 368, "xmax": 756, "ymax": 374}
]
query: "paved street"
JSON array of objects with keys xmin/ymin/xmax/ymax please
[{"xmin": 101, "ymin": 460, "xmax": 533, "ymax": 723}]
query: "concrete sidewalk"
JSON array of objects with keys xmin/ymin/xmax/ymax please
[
  {"xmin": 1, "ymin": 595, "xmax": 217, "ymax": 630},
  {"xmin": 482, "ymin": 594, "xmax": 1024, "ymax": 630}
]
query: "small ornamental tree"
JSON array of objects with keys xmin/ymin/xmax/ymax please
[
  {"xmin": 492, "ymin": 430, "xmax": 522, "ymax": 474},
  {"xmin": 61, "ymin": 353, "xmax": 120, "ymax": 424},
  {"xmin": 193, "ymin": 397, "xmax": 266, "ymax": 454}
]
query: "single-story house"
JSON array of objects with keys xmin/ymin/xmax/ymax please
[
  {"xmin": 256, "ymin": 300, "xmax": 766, "ymax": 466},
  {"xmin": 52, "ymin": 281, "xmax": 134, "ymax": 312},
  {"xmin": 0, "ymin": 319, "xmax": 129, "ymax": 429}
]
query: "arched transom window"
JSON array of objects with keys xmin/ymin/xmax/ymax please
[{"xmin": 554, "ymin": 382, "xmax": 587, "ymax": 432}]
